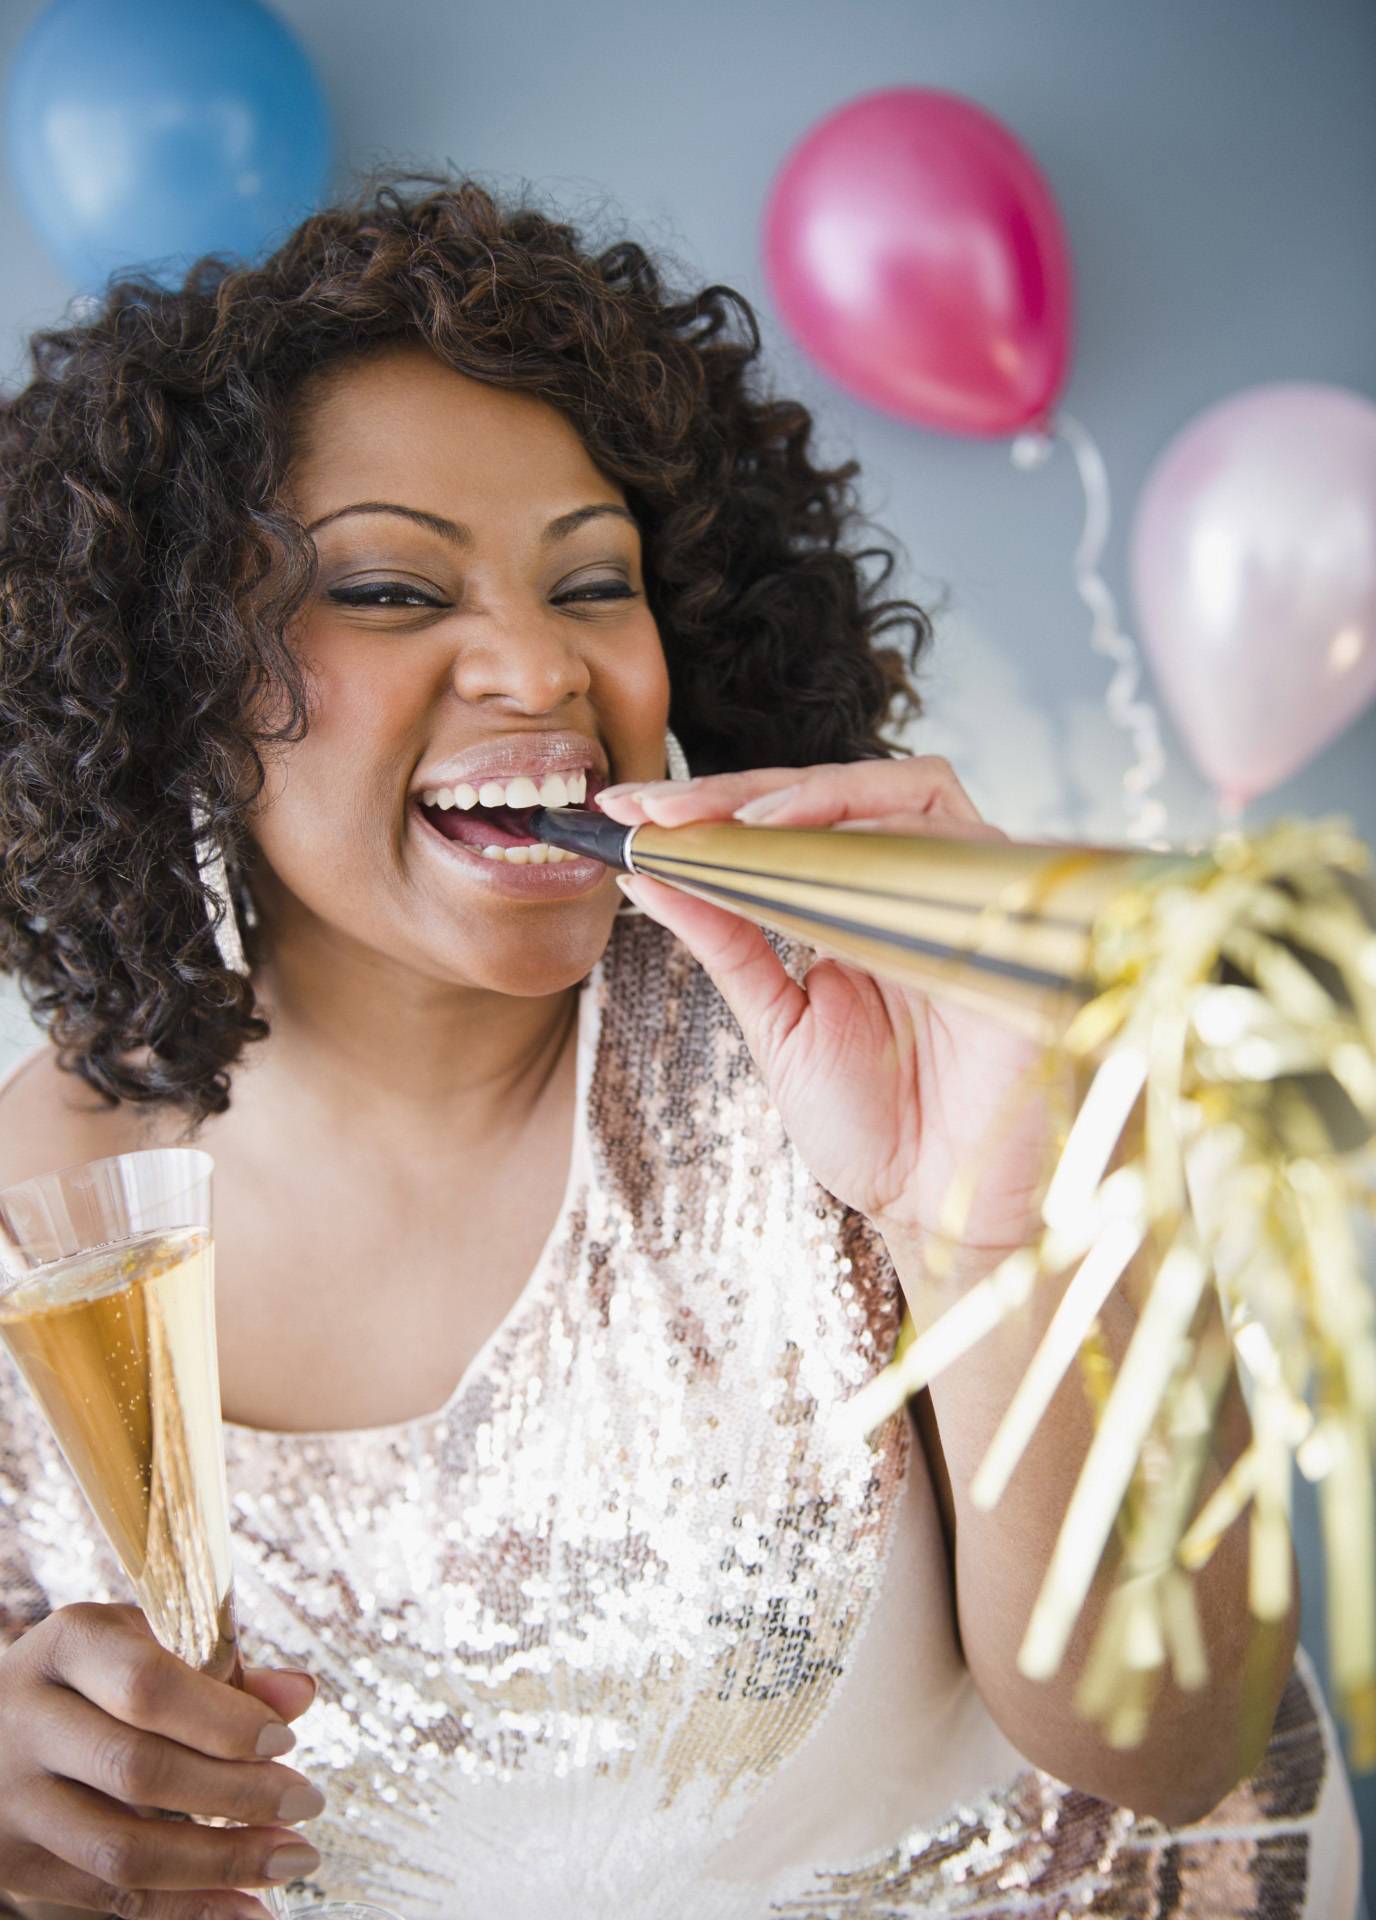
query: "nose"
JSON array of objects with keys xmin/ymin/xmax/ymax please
[{"xmin": 448, "ymin": 615, "xmax": 593, "ymax": 715}]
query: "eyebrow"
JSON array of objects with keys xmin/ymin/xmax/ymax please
[{"xmin": 303, "ymin": 500, "xmax": 638, "ymax": 546}]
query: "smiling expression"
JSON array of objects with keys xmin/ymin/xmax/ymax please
[{"xmin": 248, "ymin": 343, "xmax": 671, "ymax": 994}]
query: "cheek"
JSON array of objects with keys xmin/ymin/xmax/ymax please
[
  {"xmin": 313, "ymin": 632, "xmax": 420, "ymax": 734},
  {"xmin": 251, "ymin": 647, "xmax": 421, "ymax": 863},
  {"xmin": 604, "ymin": 628, "xmax": 671, "ymax": 726}
]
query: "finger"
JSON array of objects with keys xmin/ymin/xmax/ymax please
[
  {"xmin": 618, "ymin": 874, "xmax": 810, "ymax": 1080},
  {"xmin": 26, "ymin": 1772, "xmax": 319, "ymax": 1892},
  {"xmin": 33, "ymin": 1683, "xmax": 325, "ymax": 1827},
  {"xmin": 601, "ymin": 756, "xmax": 985, "ymax": 831},
  {"xmin": 3, "ymin": 1839, "xmax": 271, "ymax": 1920},
  {"xmin": 595, "ymin": 766, "xmax": 821, "ymax": 825},
  {"xmin": 37, "ymin": 1605, "xmax": 299, "ymax": 1761},
  {"xmin": 240, "ymin": 1666, "xmax": 318, "ymax": 1724},
  {"xmin": 736, "ymin": 756, "xmax": 986, "ymax": 828}
]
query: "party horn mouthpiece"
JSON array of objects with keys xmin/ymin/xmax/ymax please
[{"xmin": 526, "ymin": 805, "xmax": 637, "ymax": 869}]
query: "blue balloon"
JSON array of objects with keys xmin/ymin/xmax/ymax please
[{"xmin": 7, "ymin": 0, "xmax": 332, "ymax": 292}]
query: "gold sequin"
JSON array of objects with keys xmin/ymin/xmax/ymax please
[{"xmin": 0, "ymin": 915, "xmax": 1361, "ymax": 1915}]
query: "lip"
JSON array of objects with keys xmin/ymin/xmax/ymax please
[
  {"xmin": 412, "ymin": 730, "xmax": 609, "ymax": 796},
  {"xmin": 411, "ymin": 798, "xmax": 610, "ymax": 898}
]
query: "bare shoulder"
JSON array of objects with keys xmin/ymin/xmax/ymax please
[{"xmin": 0, "ymin": 1043, "xmax": 168, "ymax": 1191}]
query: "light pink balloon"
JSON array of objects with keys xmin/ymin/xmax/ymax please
[
  {"xmin": 1131, "ymin": 383, "xmax": 1376, "ymax": 810},
  {"xmin": 762, "ymin": 87, "xmax": 1073, "ymax": 437}
]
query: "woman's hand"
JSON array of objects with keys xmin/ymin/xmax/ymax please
[
  {"xmin": 597, "ymin": 758, "xmax": 1058, "ymax": 1269},
  {"xmin": 0, "ymin": 1602, "xmax": 322, "ymax": 1919}
]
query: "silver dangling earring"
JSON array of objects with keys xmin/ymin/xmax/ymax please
[
  {"xmin": 191, "ymin": 798, "xmax": 250, "ymax": 976},
  {"xmin": 617, "ymin": 726, "xmax": 691, "ymax": 918},
  {"xmin": 665, "ymin": 724, "xmax": 691, "ymax": 782}
]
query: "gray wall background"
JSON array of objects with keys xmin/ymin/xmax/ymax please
[{"xmin": 1, "ymin": 0, "xmax": 1372, "ymax": 1885}]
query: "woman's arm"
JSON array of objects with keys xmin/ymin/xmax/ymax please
[{"xmin": 884, "ymin": 1227, "xmax": 1299, "ymax": 1828}]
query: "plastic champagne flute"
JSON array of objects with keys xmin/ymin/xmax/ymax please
[
  {"xmin": 294, "ymin": 1909, "xmax": 405, "ymax": 1918},
  {"xmin": 0, "ymin": 1148, "xmax": 386, "ymax": 1920}
]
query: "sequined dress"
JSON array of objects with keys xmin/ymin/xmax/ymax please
[{"xmin": 0, "ymin": 912, "xmax": 1364, "ymax": 1918}]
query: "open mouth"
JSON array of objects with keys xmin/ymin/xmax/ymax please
[{"xmin": 414, "ymin": 773, "xmax": 608, "ymax": 856}]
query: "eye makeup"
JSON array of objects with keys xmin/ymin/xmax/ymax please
[{"xmin": 325, "ymin": 579, "xmax": 641, "ymax": 610}]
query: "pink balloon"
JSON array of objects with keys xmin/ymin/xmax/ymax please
[
  {"xmin": 1131, "ymin": 384, "xmax": 1376, "ymax": 811},
  {"xmin": 762, "ymin": 87, "xmax": 1073, "ymax": 437}
]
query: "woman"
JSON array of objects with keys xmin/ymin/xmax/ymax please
[{"xmin": 0, "ymin": 174, "xmax": 1363, "ymax": 1919}]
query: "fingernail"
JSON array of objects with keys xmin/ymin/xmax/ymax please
[
  {"xmin": 277, "ymin": 1779, "xmax": 327, "ymax": 1822},
  {"xmin": 596, "ymin": 782, "xmax": 637, "ymax": 800},
  {"xmin": 614, "ymin": 875, "xmax": 644, "ymax": 902},
  {"xmin": 734, "ymin": 784, "xmax": 799, "ymax": 822},
  {"xmin": 266, "ymin": 1840, "xmax": 321, "ymax": 1881},
  {"xmin": 256, "ymin": 1722, "xmax": 296, "ymax": 1758}
]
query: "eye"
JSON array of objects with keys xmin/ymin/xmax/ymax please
[
  {"xmin": 328, "ymin": 583, "xmax": 445, "ymax": 609},
  {"xmin": 555, "ymin": 581, "xmax": 640, "ymax": 606},
  {"xmin": 326, "ymin": 579, "xmax": 640, "ymax": 611}
]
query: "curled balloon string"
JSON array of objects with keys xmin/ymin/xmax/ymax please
[{"xmin": 1012, "ymin": 413, "xmax": 1171, "ymax": 848}]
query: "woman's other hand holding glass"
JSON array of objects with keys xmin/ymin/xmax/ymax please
[{"xmin": 0, "ymin": 1603, "xmax": 321, "ymax": 1918}]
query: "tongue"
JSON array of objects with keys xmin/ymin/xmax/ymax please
[{"xmin": 422, "ymin": 802, "xmax": 541, "ymax": 848}]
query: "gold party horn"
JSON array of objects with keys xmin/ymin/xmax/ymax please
[
  {"xmin": 535, "ymin": 804, "xmax": 1205, "ymax": 1037},
  {"xmin": 533, "ymin": 802, "xmax": 1376, "ymax": 1766},
  {"xmin": 534, "ymin": 806, "xmax": 1372, "ymax": 1122}
]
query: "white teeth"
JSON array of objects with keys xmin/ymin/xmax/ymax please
[
  {"xmin": 480, "ymin": 843, "xmax": 578, "ymax": 864},
  {"xmin": 422, "ymin": 769, "xmax": 591, "ymax": 811}
]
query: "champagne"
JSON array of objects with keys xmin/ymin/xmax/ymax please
[{"xmin": 0, "ymin": 1227, "xmax": 239, "ymax": 1681}]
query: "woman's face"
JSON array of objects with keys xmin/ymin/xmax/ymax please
[{"xmin": 251, "ymin": 344, "xmax": 671, "ymax": 996}]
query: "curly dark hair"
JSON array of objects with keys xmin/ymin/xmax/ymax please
[{"xmin": 0, "ymin": 169, "xmax": 933, "ymax": 1124}]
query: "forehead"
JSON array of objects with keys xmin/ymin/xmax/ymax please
[{"xmin": 287, "ymin": 344, "xmax": 610, "ymax": 513}]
